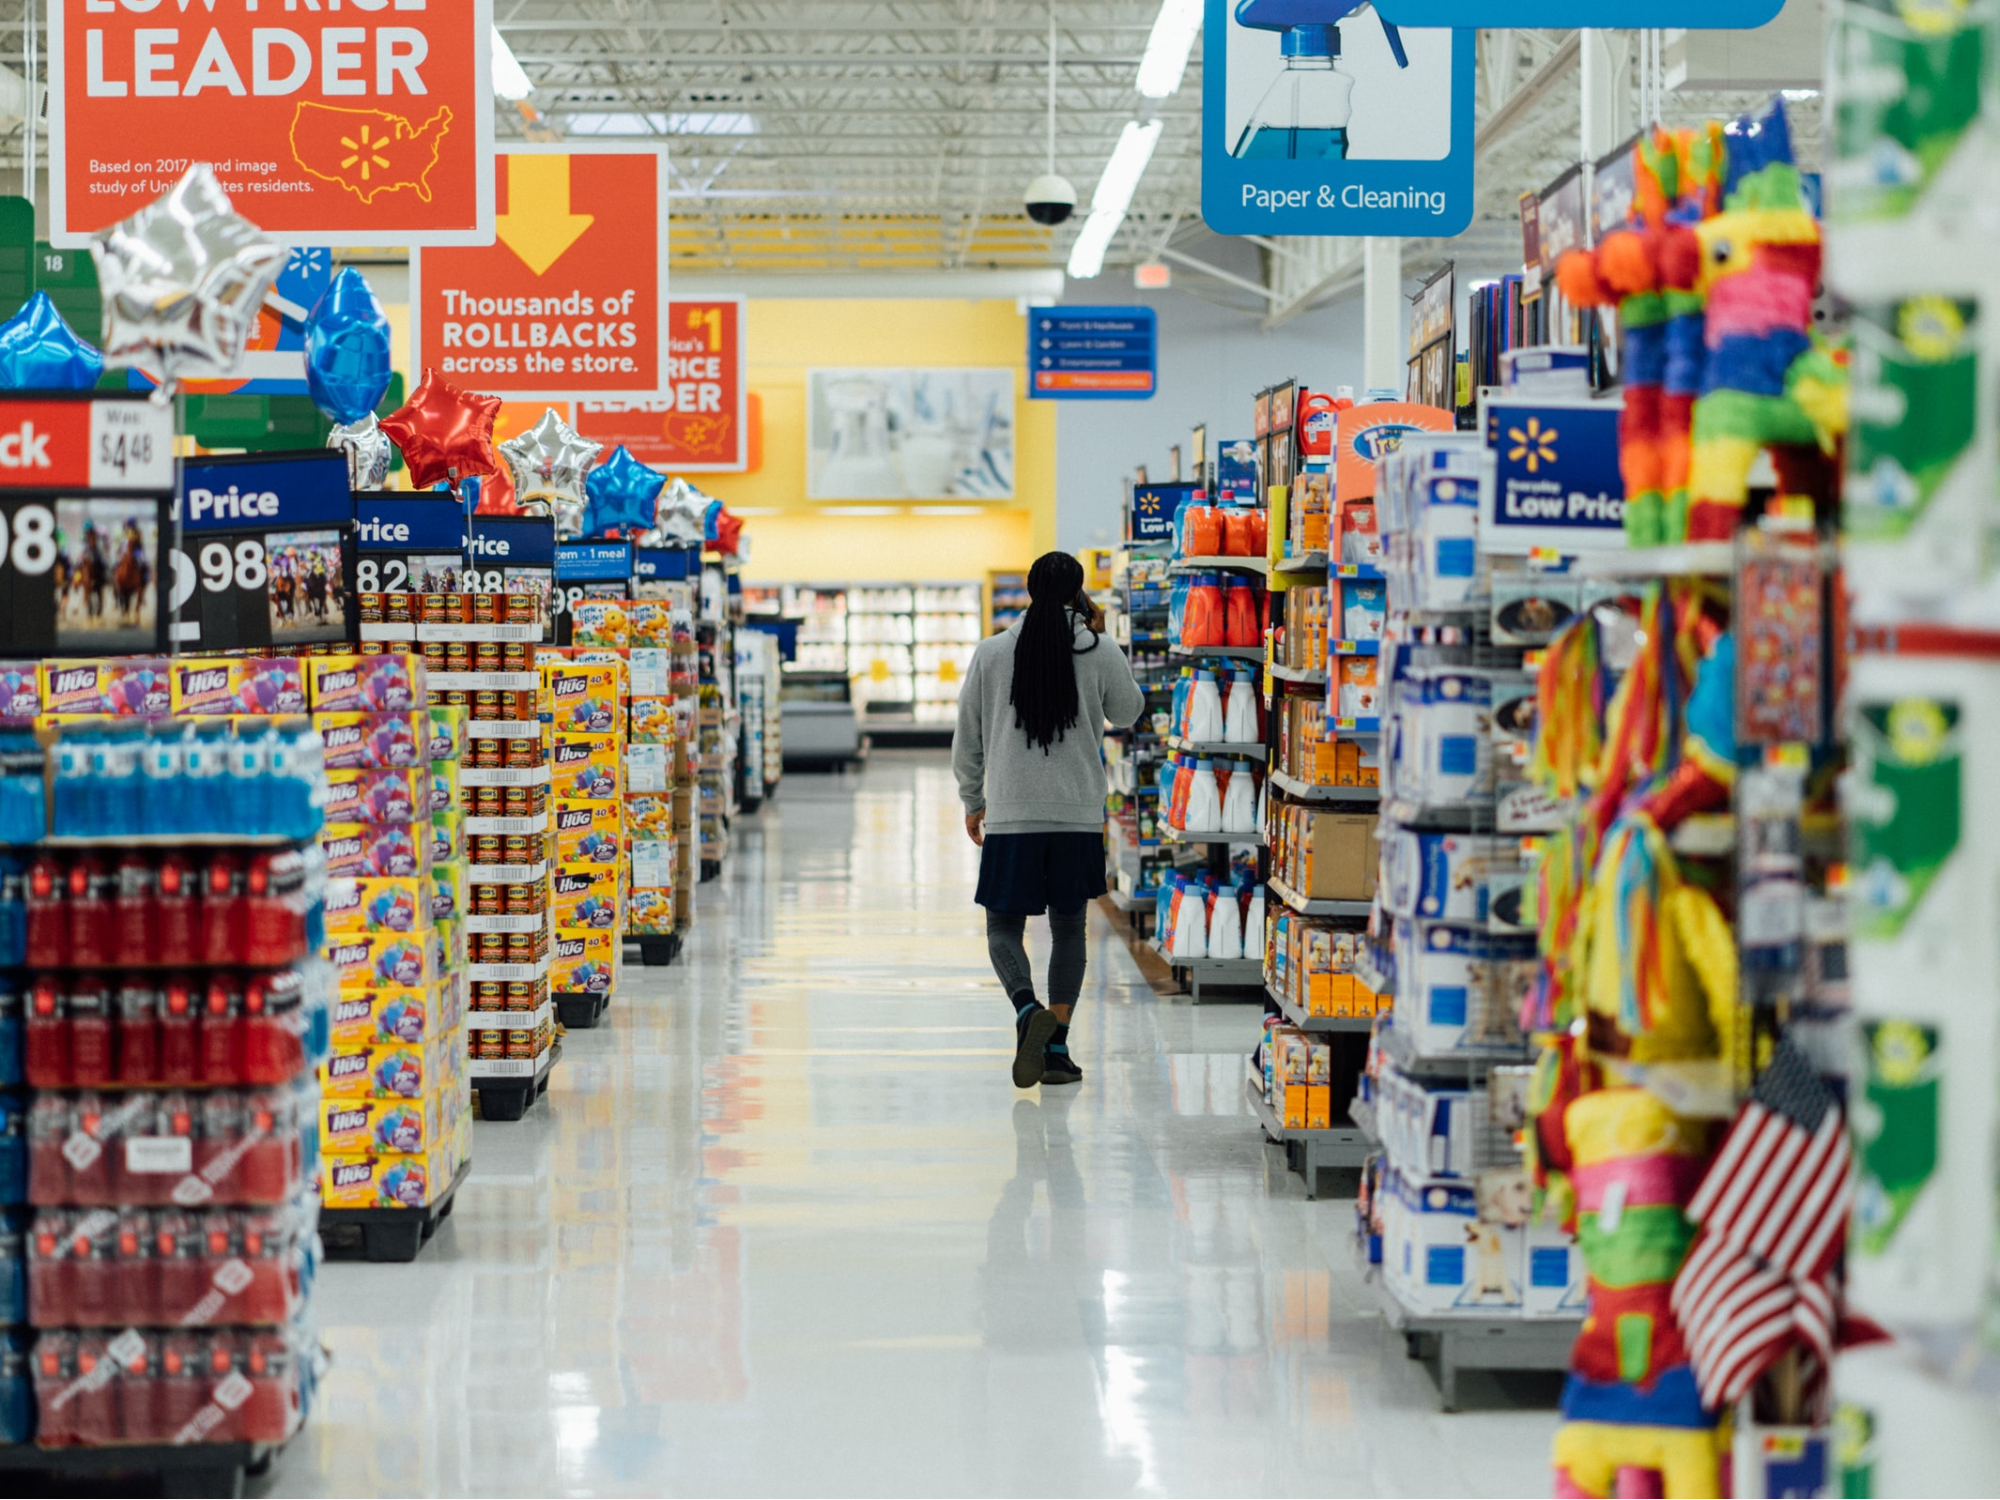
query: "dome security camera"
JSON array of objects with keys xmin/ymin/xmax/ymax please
[{"xmin": 1025, "ymin": 173, "xmax": 1077, "ymax": 226}]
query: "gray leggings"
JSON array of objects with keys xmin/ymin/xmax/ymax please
[{"xmin": 987, "ymin": 907, "xmax": 1088, "ymax": 1012}]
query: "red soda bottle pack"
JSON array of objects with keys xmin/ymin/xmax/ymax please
[
  {"xmin": 27, "ymin": 1085, "xmax": 310, "ymax": 1208},
  {"xmin": 27, "ymin": 1202, "xmax": 309, "ymax": 1328},
  {"xmin": 25, "ymin": 848, "xmax": 321, "ymax": 970},
  {"xmin": 32, "ymin": 1326, "xmax": 304, "ymax": 1446},
  {"xmin": 24, "ymin": 964, "xmax": 330, "ymax": 1089}
]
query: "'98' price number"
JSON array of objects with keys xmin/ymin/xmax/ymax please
[
  {"xmin": 198, "ymin": 539, "xmax": 267, "ymax": 593},
  {"xmin": 0, "ymin": 503, "xmax": 57, "ymax": 577}
]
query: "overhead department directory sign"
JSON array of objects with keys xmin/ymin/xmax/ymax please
[
  {"xmin": 1029, "ymin": 307, "xmax": 1157, "ymax": 400},
  {"xmin": 1201, "ymin": 0, "xmax": 1474, "ymax": 238}
]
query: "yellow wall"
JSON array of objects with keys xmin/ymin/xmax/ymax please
[{"xmin": 696, "ymin": 298, "xmax": 1049, "ymax": 584}]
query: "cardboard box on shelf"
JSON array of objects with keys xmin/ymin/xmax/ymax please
[
  {"xmin": 321, "ymin": 1145, "xmax": 458, "ymax": 1210},
  {"xmin": 321, "ymin": 1029, "xmax": 460, "ymax": 1100}
]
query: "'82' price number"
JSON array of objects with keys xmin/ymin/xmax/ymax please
[{"xmin": 0, "ymin": 503, "xmax": 57, "ymax": 576}]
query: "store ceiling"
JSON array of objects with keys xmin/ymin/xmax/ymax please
[{"xmin": 0, "ymin": 1, "xmax": 1819, "ymax": 315}]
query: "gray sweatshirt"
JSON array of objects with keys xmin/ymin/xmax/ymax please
[{"xmin": 953, "ymin": 617, "xmax": 1147, "ymax": 834}]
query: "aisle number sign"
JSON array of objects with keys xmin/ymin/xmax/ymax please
[
  {"xmin": 575, "ymin": 297, "xmax": 748, "ymax": 471},
  {"xmin": 47, "ymin": 0, "xmax": 495, "ymax": 247},
  {"xmin": 412, "ymin": 145, "xmax": 670, "ymax": 399}
]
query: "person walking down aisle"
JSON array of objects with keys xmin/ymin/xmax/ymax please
[{"xmin": 953, "ymin": 551, "xmax": 1146, "ymax": 1090}]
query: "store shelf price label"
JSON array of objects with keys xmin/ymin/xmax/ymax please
[
  {"xmin": 89, "ymin": 401, "xmax": 173, "ymax": 490},
  {"xmin": 173, "ymin": 452, "xmax": 355, "ymax": 651},
  {"xmin": 1201, "ymin": 4, "xmax": 1475, "ymax": 238}
]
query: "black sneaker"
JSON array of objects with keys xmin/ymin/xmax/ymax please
[
  {"xmin": 1042, "ymin": 1045, "xmax": 1083, "ymax": 1086},
  {"xmin": 1013, "ymin": 1003, "xmax": 1060, "ymax": 1088}
]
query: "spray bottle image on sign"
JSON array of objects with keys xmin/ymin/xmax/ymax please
[{"xmin": 1231, "ymin": 0, "xmax": 1408, "ymax": 160}]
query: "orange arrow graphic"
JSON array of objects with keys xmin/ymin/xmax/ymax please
[{"xmin": 495, "ymin": 154, "xmax": 594, "ymax": 276}]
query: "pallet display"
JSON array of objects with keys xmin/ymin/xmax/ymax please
[
  {"xmin": 542, "ymin": 655, "xmax": 626, "ymax": 1033},
  {"xmin": 0, "ymin": 664, "xmax": 335, "ymax": 1471}
]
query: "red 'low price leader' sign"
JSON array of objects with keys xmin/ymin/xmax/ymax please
[
  {"xmin": 575, "ymin": 298, "xmax": 747, "ymax": 472},
  {"xmin": 412, "ymin": 145, "xmax": 670, "ymax": 397}
]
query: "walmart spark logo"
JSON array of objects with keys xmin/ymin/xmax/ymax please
[{"xmin": 1507, "ymin": 416, "xmax": 1558, "ymax": 473}]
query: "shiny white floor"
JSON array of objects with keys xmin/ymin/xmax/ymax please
[{"xmin": 272, "ymin": 751, "xmax": 1559, "ymax": 1498}]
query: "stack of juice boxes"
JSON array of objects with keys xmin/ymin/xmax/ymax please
[
  {"xmin": 542, "ymin": 656, "xmax": 624, "ymax": 1011},
  {"xmin": 625, "ymin": 582, "xmax": 700, "ymax": 934},
  {"xmin": 304, "ymin": 647, "xmax": 471, "ymax": 1207},
  {"xmin": 1258, "ymin": 1020, "xmax": 1333, "ymax": 1129},
  {"xmin": 9, "ymin": 663, "xmax": 334, "ymax": 1448}
]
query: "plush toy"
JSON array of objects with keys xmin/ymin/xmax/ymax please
[{"xmin": 1685, "ymin": 99, "xmax": 1847, "ymax": 541}]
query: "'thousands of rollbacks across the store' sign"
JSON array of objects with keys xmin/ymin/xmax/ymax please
[
  {"xmin": 47, "ymin": 0, "xmax": 496, "ymax": 246},
  {"xmin": 1375, "ymin": 0, "xmax": 1777, "ymax": 23},
  {"xmin": 411, "ymin": 146, "xmax": 670, "ymax": 398},
  {"xmin": 1201, "ymin": 1, "xmax": 1474, "ymax": 238},
  {"xmin": 1029, "ymin": 307, "xmax": 1157, "ymax": 400},
  {"xmin": 1480, "ymin": 397, "xmax": 1628, "ymax": 554}
]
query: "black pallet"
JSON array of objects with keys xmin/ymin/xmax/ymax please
[
  {"xmin": 0, "ymin": 1437, "xmax": 283, "ymax": 1497},
  {"xmin": 471, "ymin": 1041, "xmax": 560, "ymax": 1122},
  {"xmin": 320, "ymin": 1160, "xmax": 464, "ymax": 1263},
  {"xmin": 632, "ymin": 932, "xmax": 681, "ymax": 967},
  {"xmin": 555, "ymin": 990, "xmax": 607, "ymax": 1030}
]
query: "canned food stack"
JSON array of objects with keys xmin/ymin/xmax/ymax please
[
  {"xmin": 3, "ymin": 706, "xmax": 332, "ymax": 1453},
  {"xmin": 302, "ymin": 648, "xmax": 469, "ymax": 1205},
  {"xmin": 543, "ymin": 659, "xmax": 625, "ymax": 1025},
  {"xmin": 364, "ymin": 593, "xmax": 559, "ymax": 1122}
]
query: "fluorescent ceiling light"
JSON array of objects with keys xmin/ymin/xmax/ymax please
[
  {"xmin": 1067, "ymin": 119, "xmax": 1162, "ymax": 278},
  {"xmin": 1067, "ymin": 209, "xmax": 1121, "ymax": 279},
  {"xmin": 1781, "ymin": 88, "xmax": 1820, "ymax": 101},
  {"xmin": 1136, "ymin": 0, "xmax": 1202, "ymax": 99},
  {"xmin": 1092, "ymin": 119, "xmax": 1162, "ymax": 219},
  {"xmin": 565, "ymin": 110, "xmax": 759, "ymax": 136},
  {"xmin": 491, "ymin": 28, "xmax": 534, "ymax": 101}
]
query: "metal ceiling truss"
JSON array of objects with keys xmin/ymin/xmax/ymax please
[{"xmin": 0, "ymin": 1, "xmax": 1822, "ymax": 308}]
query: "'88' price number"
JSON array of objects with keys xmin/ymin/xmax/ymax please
[{"xmin": 0, "ymin": 503, "xmax": 57, "ymax": 577}]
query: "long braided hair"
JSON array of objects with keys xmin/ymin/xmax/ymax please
[{"xmin": 1010, "ymin": 550, "xmax": 1099, "ymax": 753}]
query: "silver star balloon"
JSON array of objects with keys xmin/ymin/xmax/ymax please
[
  {"xmin": 553, "ymin": 496, "xmax": 586, "ymax": 540},
  {"xmin": 328, "ymin": 413, "xmax": 392, "ymax": 490},
  {"xmin": 500, "ymin": 409, "xmax": 602, "ymax": 514},
  {"xmin": 89, "ymin": 164, "xmax": 287, "ymax": 390},
  {"xmin": 653, "ymin": 477, "xmax": 710, "ymax": 544}
]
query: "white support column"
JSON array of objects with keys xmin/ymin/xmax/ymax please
[
  {"xmin": 1578, "ymin": 28, "xmax": 1632, "ymax": 163},
  {"xmin": 1362, "ymin": 236, "xmax": 1402, "ymax": 395}
]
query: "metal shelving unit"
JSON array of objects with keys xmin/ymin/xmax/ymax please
[
  {"xmin": 1267, "ymin": 983, "xmax": 1377, "ymax": 1034},
  {"xmin": 1151, "ymin": 939, "xmax": 1264, "ymax": 1003},
  {"xmin": 1266, "ymin": 768, "xmax": 1376, "ymax": 804},
  {"xmin": 1266, "ymin": 873, "xmax": 1372, "ymax": 918},
  {"xmin": 1245, "ymin": 1071, "xmax": 1369, "ymax": 1197}
]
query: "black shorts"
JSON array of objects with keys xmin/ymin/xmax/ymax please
[{"xmin": 975, "ymin": 831, "xmax": 1108, "ymax": 915}]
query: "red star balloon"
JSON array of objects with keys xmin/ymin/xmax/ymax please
[
  {"xmin": 380, "ymin": 367, "xmax": 501, "ymax": 491},
  {"xmin": 474, "ymin": 465, "xmax": 521, "ymax": 516}
]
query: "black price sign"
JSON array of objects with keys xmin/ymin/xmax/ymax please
[{"xmin": 172, "ymin": 452, "xmax": 356, "ymax": 653}]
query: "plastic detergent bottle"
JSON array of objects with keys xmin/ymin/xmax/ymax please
[
  {"xmin": 1224, "ymin": 671, "xmax": 1260, "ymax": 742},
  {"xmin": 1208, "ymin": 884, "xmax": 1244, "ymax": 959},
  {"xmin": 1230, "ymin": 0, "xmax": 1408, "ymax": 161},
  {"xmin": 1172, "ymin": 876, "xmax": 1210, "ymax": 959},
  {"xmin": 1221, "ymin": 760, "xmax": 1259, "ymax": 833},
  {"xmin": 1183, "ymin": 571, "xmax": 1224, "ymax": 648},
  {"xmin": 1187, "ymin": 670, "xmax": 1224, "ymax": 743},
  {"xmin": 1243, "ymin": 885, "xmax": 1267, "ymax": 960},
  {"xmin": 1225, "ymin": 576, "xmax": 1261, "ymax": 647},
  {"xmin": 1185, "ymin": 758, "xmax": 1222, "ymax": 832}
]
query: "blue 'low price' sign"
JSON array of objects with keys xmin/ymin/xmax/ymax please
[
  {"xmin": 1480, "ymin": 398, "xmax": 1628, "ymax": 555},
  {"xmin": 1030, "ymin": 307, "xmax": 1157, "ymax": 400},
  {"xmin": 1202, "ymin": 1, "xmax": 1474, "ymax": 239}
]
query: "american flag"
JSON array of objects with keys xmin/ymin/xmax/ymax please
[{"xmin": 1670, "ymin": 1039, "xmax": 1853, "ymax": 1412}]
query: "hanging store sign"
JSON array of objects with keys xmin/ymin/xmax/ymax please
[
  {"xmin": 412, "ymin": 145, "xmax": 670, "ymax": 399},
  {"xmin": 0, "ymin": 394, "xmax": 174, "ymax": 657},
  {"xmin": 1028, "ymin": 307, "xmax": 1157, "ymax": 400},
  {"xmin": 172, "ymin": 451, "xmax": 355, "ymax": 651},
  {"xmin": 574, "ymin": 297, "xmax": 746, "ymax": 470},
  {"xmin": 1480, "ymin": 396, "xmax": 1627, "ymax": 554},
  {"xmin": 48, "ymin": 0, "xmax": 495, "ymax": 247},
  {"xmin": 1201, "ymin": 2, "xmax": 1474, "ymax": 238}
]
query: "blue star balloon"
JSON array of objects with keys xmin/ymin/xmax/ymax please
[
  {"xmin": 580, "ymin": 444, "xmax": 666, "ymax": 539},
  {"xmin": 303, "ymin": 267, "xmax": 392, "ymax": 424},
  {"xmin": 0, "ymin": 291, "xmax": 104, "ymax": 390}
]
